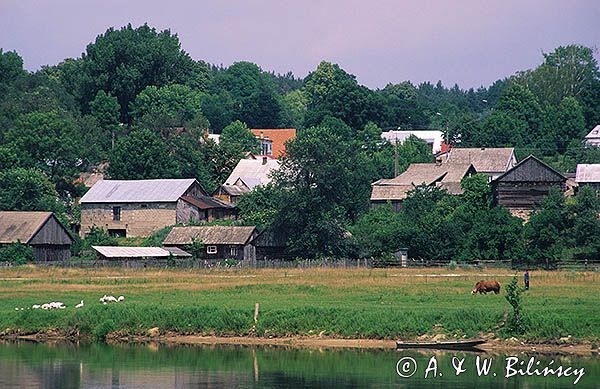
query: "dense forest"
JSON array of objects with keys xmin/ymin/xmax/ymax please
[{"xmin": 1, "ymin": 24, "xmax": 600, "ymax": 264}]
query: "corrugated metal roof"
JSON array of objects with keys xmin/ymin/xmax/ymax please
[
  {"xmin": 576, "ymin": 164, "xmax": 600, "ymax": 182},
  {"xmin": 180, "ymin": 195, "xmax": 235, "ymax": 210},
  {"xmin": 163, "ymin": 226, "xmax": 256, "ymax": 245},
  {"xmin": 219, "ymin": 184, "xmax": 250, "ymax": 196},
  {"xmin": 80, "ymin": 179, "xmax": 197, "ymax": 203},
  {"xmin": 0, "ymin": 211, "xmax": 53, "ymax": 244},
  {"xmin": 92, "ymin": 246, "xmax": 191, "ymax": 258},
  {"xmin": 224, "ymin": 159, "xmax": 280, "ymax": 189}
]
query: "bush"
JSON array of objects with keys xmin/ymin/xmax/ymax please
[
  {"xmin": 0, "ymin": 242, "xmax": 34, "ymax": 264},
  {"xmin": 505, "ymin": 275, "xmax": 525, "ymax": 334}
]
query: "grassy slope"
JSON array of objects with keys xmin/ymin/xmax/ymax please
[{"xmin": 0, "ymin": 267, "xmax": 598, "ymax": 341}]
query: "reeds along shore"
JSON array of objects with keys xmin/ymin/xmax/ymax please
[{"xmin": 0, "ymin": 267, "xmax": 598, "ymax": 343}]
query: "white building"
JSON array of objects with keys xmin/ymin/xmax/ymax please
[
  {"xmin": 584, "ymin": 125, "xmax": 600, "ymax": 147},
  {"xmin": 380, "ymin": 130, "xmax": 445, "ymax": 154}
]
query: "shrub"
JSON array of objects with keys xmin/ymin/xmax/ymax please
[
  {"xmin": 0, "ymin": 242, "xmax": 34, "ymax": 264},
  {"xmin": 505, "ymin": 275, "xmax": 525, "ymax": 334}
]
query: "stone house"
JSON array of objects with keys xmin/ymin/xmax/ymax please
[{"xmin": 80, "ymin": 179, "xmax": 236, "ymax": 238}]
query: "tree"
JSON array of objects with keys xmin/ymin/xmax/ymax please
[
  {"xmin": 0, "ymin": 168, "xmax": 60, "ymax": 212},
  {"xmin": 89, "ymin": 90, "xmax": 121, "ymax": 152},
  {"xmin": 273, "ymin": 125, "xmax": 374, "ymax": 257},
  {"xmin": 130, "ymin": 84, "xmax": 207, "ymax": 135},
  {"xmin": 107, "ymin": 129, "xmax": 178, "ymax": 179},
  {"xmin": 4, "ymin": 111, "xmax": 85, "ymax": 181},
  {"xmin": 219, "ymin": 120, "xmax": 260, "ymax": 154},
  {"xmin": 237, "ymin": 184, "xmax": 283, "ymax": 231},
  {"xmin": 210, "ymin": 62, "xmax": 282, "ymax": 129},
  {"xmin": 0, "ymin": 242, "xmax": 34, "ymax": 264},
  {"xmin": 0, "ymin": 49, "xmax": 26, "ymax": 85},
  {"xmin": 522, "ymin": 189, "xmax": 567, "ymax": 266},
  {"xmin": 67, "ymin": 24, "xmax": 201, "ymax": 121},
  {"xmin": 303, "ymin": 61, "xmax": 381, "ymax": 129},
  {"xmin": 516, "ymin": 45, "xmax": 600, "ymax": 107},
  {"xmin": 551, "ymin": 96, "xmax": 586, "ymax": 153}
]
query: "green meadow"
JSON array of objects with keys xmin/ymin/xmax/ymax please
[{"xmin": 0, "ymin": 267, "xmax": 598, "ymax": 342}]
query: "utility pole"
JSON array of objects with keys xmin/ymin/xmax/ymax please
[{"xmin": 394, "ymin": 138, "xmax": 399, "ymax": 177}]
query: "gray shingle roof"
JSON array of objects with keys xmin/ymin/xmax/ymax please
[
  {"xmin": 0, "ymin": 211, "xmax": 52, "ymax": 244},
  {"xmin": 440, "ymin": 147, "xmax": 515, "ymax": 173},
  {"xmin": 80, "ymin": 179, "xmax": 197, "ymax": 203},
  {"xmin": 163, "ymin": 226, "xmax": 256, "ymax": 245},
  {"xmin": 370, "ymin": 163, "xmax": 475, "ymax": 201}
]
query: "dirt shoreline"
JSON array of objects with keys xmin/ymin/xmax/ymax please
[{"xmin": 4, "ymin": 333, "xmax": 597, "ymax": 356}]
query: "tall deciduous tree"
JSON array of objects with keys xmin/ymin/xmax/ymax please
[
  {"xmin": 67, "ymin": 24, "xmax": 203, "ymax": 121},
  {"xmin": 303, "ymin": 61, "xmax": 381, "ymax": 129},
  {"xmin": 0, "ymin": 168, "xmax": 61, "ymax": 212},
  {"xmin": 108, "ymin": 128, "xmax": 178, "ymax": 180}
]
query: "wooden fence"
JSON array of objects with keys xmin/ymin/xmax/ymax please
[{"xmin": 1, "ymin": 258, "xmax": 598, "ymax": 270}]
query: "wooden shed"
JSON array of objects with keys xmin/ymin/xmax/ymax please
[
  {"xmin": 0, "ymin": 211, "xmax": 73, "ymax": 261},
  {"xmin": 492, "ymin": 155, "xmax": 567, "ymax": 212},
  {"xmin": 163, "ymin": 226, "xmax": 257, "ymax": 261}
]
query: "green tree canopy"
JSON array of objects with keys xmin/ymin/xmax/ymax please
[{"xmin": 0, "ymin": 168, "xmax": 61, "ymax": 212}]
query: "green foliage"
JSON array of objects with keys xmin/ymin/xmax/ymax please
[
  {"xmin": 85, "ymin": 227, "xmax": 119, "ymax": 247},
  {"xmin": 185, "ymin": 238, "xmax": 205, "ymax": 259},
  {"xmin": 461, "ymin": 174, "xmax": 491, "ymax": 209},
  {"xmin": 0, "ymin": 242, "xmax": 34, "ymax": 264},
  {"xmin": 107, "ymin": 129, "xmax": 179, "ymax": 180},
  {"xmin": 237, "ymin": 184, "xmax": 282, "ymax": 231},
  {"xmin": 4, "ymin": 111, "xmax": 87, "ymax": 181},
  {"xmin": 0, "ymin": 49, "xmax": 26, "ymax": 85},
  {"xmin": 504, "ymin": 275, "xmax": 525, "ymax": 334},
  {"xmin": 273, "ymin": 125, "xmax": 374, "ymax": 257},
  {"xmin": 303, "ymin": 61, "xmax": 380, "ymax": 129},
  {"xmin": 130, "ymin": 84, "xmax": 207, "ymax": 134},
  {"xmin": 219, "ymin": 120, "xmax": 260, "ymax": 154},
  {"xmin": 0, "ymin": 168, "xmax": 61, "ymax": 212},
  {"xmin": 209, "ymin": 62, "xmax": 281, "ymax": 129},
  {"xmin": 67, "ymin": 23, "xmax": 201, "ymax": 121},
  {"xmin": 89, "ymin": 90, "xmax": 121, "ymax": 153}
]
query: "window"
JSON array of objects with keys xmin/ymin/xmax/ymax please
[
  {"xmin": 260, "ymin": 140, "xmax": 272, "ymax": 155},
  {"xmin": 112, "ymin": 206, "xmax": 121, "ymax": 221},
  {"xmin": 230, "ymin": 247, "xmax": 238, "ymax": 256},
  {"xmin": 206, "ymin": 245, "xmax": 217, "ymax": 254}
]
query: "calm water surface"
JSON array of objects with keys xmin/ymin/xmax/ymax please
[{"xmin": 0, "ymin": 341, "xmax": 598, "ymax": 388}]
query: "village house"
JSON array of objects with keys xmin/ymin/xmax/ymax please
[
  {"xmin": 370, "ymin": 163, "xmax": 477, "ymax": 210},
  {"xmin": 80, "ymin": 179, "xmax": 237, "ymax": 238},
  {"xmin": 250, "ymin": 128, "xmax": 296, "ymax": 157},
  {"xmin": 492, "ymin": 155, "xmax": 567, "ymax": 217},
  {"xmin": 213, "ymin": 156, "xmax": 281, "ymax": 204},
  {"xmin": 0, "ymin": 211, "xmax": 73, "ymax": 261},
  {"xmin": 584, "ymin": 125, "xmax": 600, "ymax": 147},
  {"xmin": 575, "ymin": 164, "xmax": 600, "ymax": 192},
  {"xmin": 381, "ymin": 129, "xmax": 446, "ymax": 154},
  {"xmin": 163, "ymin": 225, "xmax": 258, "ymax": 261},
  {"xmin": 436, "ymin": 147, "xmax": 516, "ymax": 180}
]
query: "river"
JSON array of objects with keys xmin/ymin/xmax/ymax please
[{"xmin": 0, "ymin": 341, "xmax": 597, "ymax": 388}]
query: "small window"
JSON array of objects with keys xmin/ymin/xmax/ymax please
[
  {"xmin": 112, "ymin": 206, "xmax": 121, "ymax": 221},
  {"xmin": 230, "ymin": 247, "xmax": 238, "ymax": 256},
  {"xmin": 206, "ymin": 245, "xmax": 217, "ymax": 254},
  {"xmin": 140, "ymin": 204, "xmax": 148, "ymax": 208}
]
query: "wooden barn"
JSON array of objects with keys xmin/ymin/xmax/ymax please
[
  {"xmin": 0, "ymin": 211, "xmax": 73, "ymax": 261},
  {"xmin": 163, "ymin": 226, "xmax": 258, "ymax": 261},
  {"xmin": 492, "ymin": 155, "xmax": 567, "ymax": 213}
]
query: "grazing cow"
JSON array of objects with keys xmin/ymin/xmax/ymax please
[{"xmin": 472, "ymin": 280, "xmax": 501, "ymax": 295}]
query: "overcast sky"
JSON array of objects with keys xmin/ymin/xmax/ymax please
[{"xmin": 1, "ymin": 0, "xmax": 598, "ymax": 89}]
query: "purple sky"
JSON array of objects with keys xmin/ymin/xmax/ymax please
[{"xmin": 1, "ymin": 0, "xmax": 599, "ymax": 89}]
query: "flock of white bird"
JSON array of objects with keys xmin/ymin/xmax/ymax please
[{"xmin": 15, "ymin": 295, "xmax": 125, "ymax": 311}]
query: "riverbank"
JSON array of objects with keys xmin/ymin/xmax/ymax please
[{"xmin": 1, "ymin": 267, "xmax": 599, "ymax": 347}]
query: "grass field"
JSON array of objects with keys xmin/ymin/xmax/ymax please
[{"xmin": 0, "ymin": 266, "xmax": 598, "ymax": 342}]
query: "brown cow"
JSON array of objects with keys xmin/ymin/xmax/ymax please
[{"xmin": 472, "ymin": 280, "xmax": 501, "ymax": 295}]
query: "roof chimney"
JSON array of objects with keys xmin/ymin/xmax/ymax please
[{"xmin": 262, "ymin": 156, "xmax": 268, "ymax": 165}]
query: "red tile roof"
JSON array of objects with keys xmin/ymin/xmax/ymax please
[{"xmin": 250, "ymin": 128, "xmax": 296, "ymax": 157}]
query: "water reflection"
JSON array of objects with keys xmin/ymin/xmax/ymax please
[{"xmin": 0, "ymin": 341, "xmax": 597, "ymax": 388}]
